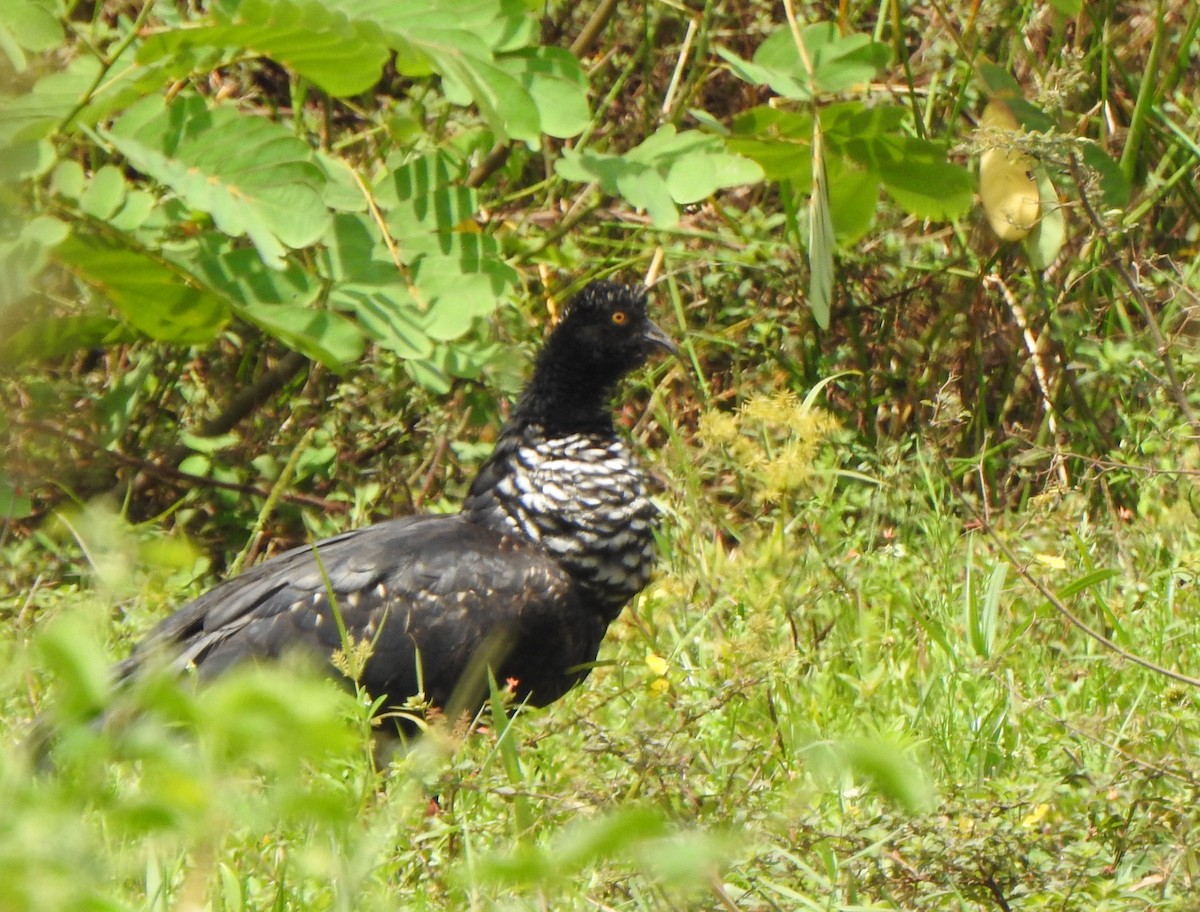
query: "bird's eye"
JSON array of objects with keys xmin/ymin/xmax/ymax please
[{"xmin": 611, "ymin": 311, "xmax": 627, "ymax": 325}]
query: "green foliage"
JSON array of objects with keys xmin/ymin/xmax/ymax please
[
  {"xmin": 717, "ymin": 21, "xmax": 889, "ymax": 99},
  {"xmin": 10, "ymin": 430, "xmax": 1200, "ymax": 909},
  {"xmin": 720, "ymin": 33, "xmax": 974, "ymax": 224},
  {"xmin": 555, "ymin": 125, "xmax": 763, "ymax": 227},
  {"xmin": 105, "ymin": 95, "xmax": 330, "ymax": 266},
  {"xmin": 717, "ymin": 23, "xmax": 973, "ymax": 326},
  {"xmin": 0, "ymin": 0, "xmax": 584, "ymax": 377}
]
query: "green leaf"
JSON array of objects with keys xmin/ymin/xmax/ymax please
[
  {"xmin": 496, "ymin": 47, "xmax": 590, "ymax": 139},
  {"xmin": 0, "ymin": 51, "xmax": 189, "ymax": 147},
  {"xmin": 413, "ymin": 250, "xmax": 511, "ymax": 341},
  {"xmin": 977, "ymin": 63, "xmax": 1055, "ymax": 132},
  {"xmin": 0, "ymin": 215, "xmax": 66, "ymax": 314},
  {"xmin": 437, "ymin": 46, "xmax": 541, "ymax": 145},
  {"xmin": 0, "ymin": 59, "xmax": 96, "ymax": 146},
  {"xmin": 335, "ymin": 0, "xmax": 536, "ymax": 56},
  {"xmin": 615, "ymin": 167, "xmax": 679, "ymax": 226},
  {"xmin": 336, "ymin": 286, "xmax": 431, "ymax": 358},
  {"xmin": 50, "ymin": 159, "xmax": 85, "ymax": 199},
  {"xmin": 105, "ymin": 95, "xmax": 330, "ymax": 268},
  {"xmin": 820, "ymin": 100, "xmax": 907, "ymax": 143},
  {"xmin": 840, "ymin": 738, "xmax": 934, "ymax": 813},
  {"xmin": 55, "ymin": 233, "xmax": 231, "ymax": 343},
  {"xmin": 37, "ymin": 612, "xmax": 114, "ymax": 722},
  {"xmin": 315, "ymin": 150, "xmax": 370, "ymax": 212},
  {"xmin": 178, "ymin": 431, "xmax": 241, "ymax": 454},
  {"xmin": 0, "ymin": 475, "xmax": 33, "ymax": 520},
  {"xmin": 807, "ymin": 131, "xmax": 834, "ymax": 330},
  {"xmin": 180, "ymin": 239, "xmax": 321, "ymax": 311},
  {"xmin": 801, "ymin": 24, "xmax": 889, "ymax": 93},
  {"xmin": 1, "ymin": 314, "xmax": 129, "ymax": 365},
  {"xmin": 0, "ymin": 138, "xmax": 54, "ymax": 179},
  {"xmin": 475, "ymin": 807, "xmax": 670, "ymax": 886},
  {"xmin": 728, "ymin": 106, "xmax": 814, "ymax": 182},
  {"xmin": 1080, "ymin": 143, "xmax": 1130, "ymax": 209},
  {"xmin": 264, "ymin": 0, "xmax": 569, "ymax": 145},
  {"xmin": 665, "ymin": 151, "xmax": 763, "ymax": 204},
  {"xmin": 236, "ymin": 302, "xmax": 365, "ymax": 368},
  {"xmin": 716, "ymin": 45, "xmax": 809, "ymax": 99},
  {"xmin": 1024, "ymin": 168, "xmax": 1067, "ymax": 270},
  {"xmin": 556, "ymin": 126, "xmax": 761, "ymax": 226},
  {"xmin": 382, "ymin": 185, "xmax": 480, "ymax": 260},
  {"xmin": 317, "ymin": 212, "xmax": 432, "ymax": 358},
  {"xmin": 721, "ymin": 23, "xmax": 887, "ymax": 99},
  {"xmin": 109, "ymin": 189, "xmax": 159, "ymax": 232},
  {"xmin": 1055, "ymin": 567, "xmax": 1120, "ymax": 599},
  {"xmin": 138, "ymin": 0, "xmax": 392, "ymax": 97},
  {"xmin": 78, "ymin": 165, "xmax": 128, "ymax": 220},
  {"xmin": 361, "ymin": 154, "xmax": 516, "ymax": 347},
  {"xmin": 0, "ymin": 0, "xmax": 63, "ymax": 71},
  {"xmin": 825, "ymin": 161, "xmax": 878, "ymax": 243},
  {"xmin": 858, "ymin": 135, "xmax": 974, "ymax": 221}
]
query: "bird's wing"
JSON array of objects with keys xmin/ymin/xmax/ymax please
[{"xmin": 120, "ymin": 515, "xmax": 600, "ymax": 710}]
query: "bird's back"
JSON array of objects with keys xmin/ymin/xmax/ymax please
[{"xmin": 123, "ymin": 514, "xmax": 607, "ymax": 712}]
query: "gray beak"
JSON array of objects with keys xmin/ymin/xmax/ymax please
[{"xmin": 642, "ymin": 319, "xmax": 680, "ymax": 356}]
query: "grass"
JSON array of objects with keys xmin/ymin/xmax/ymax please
[{"xmin": 4, "ymin": 395, "xmax": 1200, "ymax": 910}]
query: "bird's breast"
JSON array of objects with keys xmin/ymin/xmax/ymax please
[{"xmin": 465, "ymin": 431, "xmax": 659, "ymax": 614}]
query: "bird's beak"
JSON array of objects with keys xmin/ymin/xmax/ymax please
[{"xmin": 642, "ymin": 319, "xmax": 680, "ymax": 356}]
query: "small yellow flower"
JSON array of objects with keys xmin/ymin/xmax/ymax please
[
  {"xmin": 697, "ymin": 410, "xmax": 739, "ymax": 447},
  {"xmin": 1021, "ymin": 803, "xmax": 1051, "ymax": 828},
  {"xmin": 645, "ymin": 653, "xmax": 670, "ymax": 676},
  {"xmin": 1034, "ymin": 554, "xmax": 1067, "ymax": 571}
]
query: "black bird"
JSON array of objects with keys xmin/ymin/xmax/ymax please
[{"xmin": 116, "ymin": 281, "xmax": 677, "ymax": 723}]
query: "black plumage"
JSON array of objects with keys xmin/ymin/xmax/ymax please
[{"xmin": 118, "ymin": 281, "xmax": 677, "ymax": 721}]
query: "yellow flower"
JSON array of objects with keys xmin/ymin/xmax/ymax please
[
  {"xmin": 1021, "ymin": 803, "xmax": 1051, "ymax": 828},
  {"xmin": 1034, "ymin": 554, "xmax": 1067, "ymax": 571},
  {"xmin": 697, "ymin": 410, "xmax": 739, "ymax": 447},
  {"xmin": 645, "ymin": 653, "xmax": 670, "ymax": 676}
]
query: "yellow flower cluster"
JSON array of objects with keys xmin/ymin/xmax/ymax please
[{"xmin": 698, "ymin": 390, "xmax": 839, "ymax": 503}]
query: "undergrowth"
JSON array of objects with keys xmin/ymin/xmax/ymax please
[
  {"xmin": 3, "ymin": 0, "xmax": 1200, "ymax": 909},
  {"xmin": 5, "ymin": 418, "xmax": 1200, "ymax": 908}
]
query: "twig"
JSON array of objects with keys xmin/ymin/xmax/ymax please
[
  {"xmin": 229, "ymin": 426, "xmax": 318, "ymax": 575},
  {"xmin": 16, "ymin": 419, "xmax": 347, "ymax": 514},
  {"xmin": 660, "ymin": 17, "xmax": 698, "ymax": 117},
  {"xmin": 951, "ymin": 463, "xmax": 1200, "ymax": 689},
  {"xmin": 466, "ymin": 142, "xmax": 512, "ymax": 189},
  {"xmin": 1068, "ymin": 153, "xmax": 1200, "ymax": 441},
  {"xmin": 570, "ymin": 0, "xmax": 621, "ymax": 58},
  {"xmin": 986, "ymin": 275, "xmax": 1070, "ymax": 488},
  {"xmin": 56, "ymin": 0, "xmax": 158, "ymax": 134},
  {"xmin": 196, "ymin": 349, "xmax": 310, "ymax": 439}
]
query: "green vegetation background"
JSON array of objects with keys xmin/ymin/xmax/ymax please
[{"xmin": 2, "ymin": 0, "xmax": 1199, "ymax": 908}]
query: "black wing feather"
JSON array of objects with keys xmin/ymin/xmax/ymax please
[{"xmin": 121, "ymin": 515, "xmax": 605, "ymax": 712}]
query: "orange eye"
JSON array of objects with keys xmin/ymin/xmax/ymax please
[{"xmin": 611, "ymin": 311, "xmax": 627, "ymax": 325}]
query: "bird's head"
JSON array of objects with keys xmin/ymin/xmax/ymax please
[
  {"xmin": 548, "ymin": 281, "xmax": 678, "ymax": 377},
  {"xmin": 518, "ymin": 281, "xmax": 678, "ymax": 432}
]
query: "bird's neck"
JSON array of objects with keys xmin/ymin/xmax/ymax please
[{"xmin": 507, "ymin": 354, "xmax": 621, "ymax": 437}]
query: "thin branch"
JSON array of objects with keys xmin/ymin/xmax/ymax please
[
  {"xmin": 952, "ymin": 464, "xmax": 1200, "ymax": 689},
  {"xmin": 16, "ymin": 419, "xmax": 347, "ymax": 514},
  {"xmin": 570, "ymin": 0, "xmax": 621, "ymax": 58},
  {"xmin": 986, "ymin": 275, "xmax": 1070, "ymax": 488},
  {"xmin": 1068, "ymin": 153, "xmax": 1200, "ymax": 440}
]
